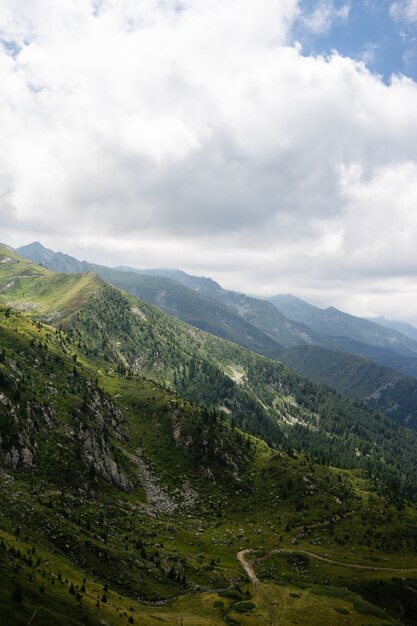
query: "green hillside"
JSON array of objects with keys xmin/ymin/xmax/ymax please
[
  {"xmin": 2, "ymin": 246, "xmax": 417, "ymax": 499},
  {"xmin": 87, "ymin": 267, "xmax": 284, "ymax": 358},
  {"xmin": 3, "ymin": 247, "xmax": 417, "ymax": 623},
  {"xmin": 280, "ymin": 345, "xmax": 417, "ymax": 429},
  {"xmin": 17, "ymin": 241, "xmax": 319, "ymax": 350},
  {"xmin": 1, "ymin": 307, "xmax": 417, "ymax": 624},
  {"xmin": 19, "ymin": 241, "xmax": 417, "ymax": 399}
]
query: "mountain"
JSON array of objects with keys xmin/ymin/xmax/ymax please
[
  {"xmin": 371, "ymin": 316, "xmax": 417, "ymax": 342},
  {"xmin": 17, "ymin": 240, "xmax": 91, "ymax": 273},
  {"xmin": 16, "ymin": 241, "xmax": 417, "ymax": 423},
  {"xmin": 86, "ymin": 267, "xmax": 285, "ymax": 358},
  {"xmin": 3, "ymin": 244, "xmax": 417, "ymax": 493},
  {"xmin": 18, "ymin": 241, "xmax": 317, "ymax": 351},
  {"xmin": 19, "ymin": 243, "xmax": 417, "ymax": 365},
  {"xmin": 270, "ymin": 294, "xmax": 417, "ymax": 357},
  {"xmin": 268, "ymin": 293, "xmax": 322, "ymax": 324},
  {"xmin": 270, "ymin": 293, "xmax": 417, "ymax": 376},
  {"xmin": 118, "ymin": 264, "xmax": 321, "ymax": 348},
  {"xmin": 280, "ymin": 344, "xmax": 417, "ymax": 429},
  {"xmin": 118, "ymin": 265, "xmax": 417, "ymax": 378},
  {"xmin": 2, "ymin": 245, "xmax": 417, "ymax": 624},
  {"xmin": 116, "ymin": 265, "xmax": 224, "ymax": 297}
]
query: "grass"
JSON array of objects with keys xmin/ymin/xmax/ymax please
[{"xmin": 2, "ymin": 249, "xmax": 417, "ymax": 623}]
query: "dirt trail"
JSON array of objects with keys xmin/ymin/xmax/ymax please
[
  {"xmin": 237, "ymin": 549, "xmax": 259, "ymax": 586},
  {"xmin": 237, "ymin": 549, "xmax": 279, "ymax": 625},
  {"xmin": 237, "ymin": 547, "xmax": 417, "ymax": 625}
]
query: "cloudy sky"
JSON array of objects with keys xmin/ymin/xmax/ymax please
[{"xmin": 1, "ymin": 1, "xmax": 417, "ymax": 322}]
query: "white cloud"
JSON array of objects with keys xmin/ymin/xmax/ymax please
[
  {"xmin": 358, "ymin": 42, "xmax": 378, "ymax": 67},
  {"xmin": 1, "ymin": 1, "xmax": 417, "ymax": 321},
  {"xmin": 301, "ymin": 1, "xmax": 350, "ymax": 35},
  {"xmin": 390, "ymin": 0, "xmax": 417, "ymax": 23}
]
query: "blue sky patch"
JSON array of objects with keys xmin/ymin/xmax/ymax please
[
  {"xmin": 293, "ymin": 0, "xmax": 417, "ymax": 82},
  {"xmin": 1, "ymin": 39, "xmax": 21, "ymax": 59}
]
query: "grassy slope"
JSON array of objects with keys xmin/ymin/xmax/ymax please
[
  {"xmin": 64, "ymin": 282, "xmax": 417, "ymax": 500},
  {"xmin": 17, "ymin": 242, "xmax": 285, "ymax": 357},
  {"xmin": 3, "ymin": 246, "xmax": 417, "ymax": 500},
  {"xmin": 3, "ymin": 248, "xmax": 417, "ymax": 622},
  {"xmin": 0, "ymin": 250, "xmax": 101, "ymax": 323},
  {"xmin": 1, "ymin": 311, "xmax": 417, "ymax": 623}
]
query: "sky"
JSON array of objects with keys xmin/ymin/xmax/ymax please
[{"xmin": 1, "ymin": 1, "xmax": 417, "ymax": 322}]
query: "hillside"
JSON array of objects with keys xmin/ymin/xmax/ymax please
[
  {"xmin": 20, "ymin": 242, "xmax": 417, "ymax": 384},
  {"xmin": 17, "ymin": 242, "xmax": 320, "ymax": 350},
  {"xmin": 2, "ymin": 278, "xmax": 417, "ymax": 623},
  {"xmin": 118, "ymin": 264, "xmax": 320, "ymax": 349},
  {"xmin": 84, "ymin": 267, "xmax": 284, "ymax": 358},
  {"xmin": 17, "ymin": 243, "xmax": 284, "ymax": 358},
  {"xmin": 280, "ymin": 345, "xmax": 417, "ymax": 429},
  {"xmin": 3, "ymin": 246, "xmax": 417, "ymax": 498}
]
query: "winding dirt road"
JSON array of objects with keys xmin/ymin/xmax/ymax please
[
  {"xmin": 237, "ymin": 548, "xmax": 417, "ymax": 625},
  {"xmin": 237, "ymin": 549, "xmax": 280, "ymax": 625}
]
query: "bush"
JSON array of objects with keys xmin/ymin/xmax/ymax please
[
  {"xmin": 218, "ymin": 589, "xmax": 243, "ymax": 600},
  {"xmin": 233, "ymin": 601, "xmax": 256, "ymax": 613}
]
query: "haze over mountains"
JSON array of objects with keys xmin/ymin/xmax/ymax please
[{"xmin": 16, "ymin": 241, "xmax": 417, "ymax": 430}]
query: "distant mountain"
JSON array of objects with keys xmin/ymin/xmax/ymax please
[
  {"xmin": 116, "ymin": 265, "xmax": 321, "ymax": 349},
  {"xmin": 370, "ymin": 316, "xmax": 417, "ymax": 342},
  {"xmin": 280, "ymin": 344, "xmax": 417, "ymax": 429},
  {"xmin": 116, "ymin": 266, "xmax": 224, "ymax": 296},
  {"xmin": 270, "ymin": 293, "xmax": 417, "ymax": 373},
  {"xmin": 17, "ymin": 241, "xmax": 91, "ymax": 273},
  {"xmin": 268, "ymin": 293, "xmax": 321, "ymax": 324},
  {"xmin": 17, "ymin": 241, "xmax": 417, "ymax": 389},
  {"xmin": 18, "ymin": 242, "xmax": 320, "ymax": 350},
  {"xmin": 306, "ymin": 306, "xmax": 417, "ymax": 357},
  {"xmin": 89, "ymin": 267, "xmax": 285, "ymax": 358}
]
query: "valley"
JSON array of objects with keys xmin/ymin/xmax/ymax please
[
  {"xmin": 17, "ymin": 242, "xmax": 417, "ymax": 430},
  {"xmin": 1, "ymin": 246, "xmax": 417, "ymax": 624}
]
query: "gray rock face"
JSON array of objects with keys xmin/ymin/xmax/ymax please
[
  {"xmin": 21, "ymin": 447, "xmax": 33, "ymax": 471},
  {"xmin": 79, "ymin": 428, "xmax": 131, "ymax": 492},
  {"xmin": 0, "ymin": 398, "xmax": 55, "ymax": 472},
  {"xmin": 4, "ymin": 447, "xmax": 19, "ymax": 470},
  {"xmin": 85, "ymin": 387, "xmax": 129, "ymax": 442},
  {"xmin": 0, "ymin": 368, "xmax": 131, "ymax": 491}
]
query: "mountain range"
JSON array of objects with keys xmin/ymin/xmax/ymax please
[
  {"xmin": 2, "ymin": 244, "xmax": 417, "ymax": 623},
  {"xmin": 16, "ymin": 241, "xmax": 417, "ymax": 430}
]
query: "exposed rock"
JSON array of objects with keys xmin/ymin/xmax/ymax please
[
  {"xmin": 124, "ymin": 448, "xmax": 177, "ymax": 514},
  {"xmin": 21, "ymin": 447, "xmax": 33, "ymax": 471},
  {"xmin": 79, "ymin": 428, "xmax": 131, "ymax": 492},
  {"xmin": 4, "ymin": 447, "xmax": 19, "ymax": 470}
]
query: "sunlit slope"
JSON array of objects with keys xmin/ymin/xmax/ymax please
[
  {"xmin": 0, "ymin": 245, "xmax": 102, "ymax": 323},
  {"xmin": 2, "ymin": 246, "xmax": 417, "ymax": 502}
]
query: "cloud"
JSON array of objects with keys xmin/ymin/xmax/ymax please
[
  {"xmin": 390, "ymin": 0, "xmax": 417, "ymax": 23},
  {"xmin": 1, "ymin": 1, "xmax": 417, "ymax": 321},
  {"xmin": 358, "ymin": 42, "xmax": 379, "ymax": 67},
  {"xmin": 300, "ymin": 1, "xmax": 350, "ymax": 35}
]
